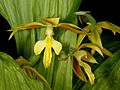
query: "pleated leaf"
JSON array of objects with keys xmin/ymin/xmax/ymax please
[
  {"xmin": 32, "ymin": 1, "xmax": 82, "ymax": 90},
  {"xmin": 53, "ymin": 31, "xmax": 77, "ymax": 90},
  {"xmin": 0, "ymin": 0, "xmax": 36, "ymax": 58},
  {"xmin": 0, "ymin": 52, "xmax": 45, "ymax": 90}
]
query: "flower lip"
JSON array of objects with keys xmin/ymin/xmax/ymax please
[{"xmin": 34, "ymin": 35, "xmax": 62, "ymax": 68}]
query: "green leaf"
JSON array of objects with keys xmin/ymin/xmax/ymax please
[
  {"xmin": 53, "ymin": 31, "xmax": 77, "ymax": 90},
  {"xmin": 0, "ymin": 52, "xmax": 45, "ymax": 90},
  {"xmin": 83, "ymin": 14, "xmax": 96, "ymax": 25},
  {"xmin": 0, "ymin": 0, "xmax": 36, "ymax": 58}
]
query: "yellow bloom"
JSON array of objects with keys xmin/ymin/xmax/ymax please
[
  {"xmin": 34, "ymin": 25, "xmax": 62, "ymax": 68},
  {"xmin": 8, "ymin": 17, "xmax": 81, "ymax": 68}
]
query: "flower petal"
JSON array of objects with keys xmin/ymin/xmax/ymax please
[
  {"xmin": 43, "ymin": 47, "xmax": 52, "ymax": 68},
  {"xmin": 75, "ymin": 11, "xmax": 90, "ymax": 15},
  {"xmin": 8, "ymin": 22, "xmax": 45, "ymax": 40},
  {"xmin": 79, "ymin": 60, "xmax": 95, "ymax": 85},
  {"xmin": 43, "ymin": 17, "xmax": 60, "ymax": 25},
  {"xmin": 57, "ymin": 23, "xmax": 83, "ymax": 34},
  {"xmin": 23, "ymin": 22, "xmax": 45, "ymax": 29},
  {"xmin": 52, "ymin": 40, "xmax": 62, "ymax": 55},
  {"xmin": 34, "ymin": 40, "xmax": 45, "ymax": 55}
]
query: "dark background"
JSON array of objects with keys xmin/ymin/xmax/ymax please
[
  {"xmin": 0, "ymin": 14, "xmax": 17, "ymax": 58},
  {"xmin": 80, "ymin": 0, "xmax": 120, "ymax": 25},
  {"xmin": 0, "ymin": 0, "xmax": 120, "ymax": 58}
]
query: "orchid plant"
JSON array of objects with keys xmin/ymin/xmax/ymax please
[
  {"xmin": 8, "ymin": 11, "xmax": 120, "ymax": 86},
  {"xmin": 1, "ymin": 0, "xmax": 120, "ymax": 90}
]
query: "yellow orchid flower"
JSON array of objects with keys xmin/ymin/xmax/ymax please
[
  {"xmin": 34, "ymin": 25, "xmax": 62, "ymax": 68},
  {"xmin": 8, "ymin": 17, "xmax": 83, "ymax": 68}
]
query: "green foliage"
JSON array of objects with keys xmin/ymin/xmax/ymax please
[
  {"xmin": 0, "ymin": 0, "xmax": 120, "ymax": 90},
  {"xmin": 0, "ymin": 52, "xmax": 44, "ymax": 90},
  {"xmin": 0, "ymin": 0, "xmax": 82, "ymax": 90}
]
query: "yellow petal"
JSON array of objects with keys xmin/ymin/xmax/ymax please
[
  {"xmin": 80, "ymin": 43, "xmax": 103, "ymax": 57},
  {"xmin": 43, "ymin": 47, "xmax": 52, "ymax": 68},
  {"xmin": 89, "ymin": 27, "xmax": 103, "ymax": 48},
  {"xmin": 52, "ymin": 40, "xmax": 62, "ymax": 55},
  {"xmin": 75, "ymin": 11, "xmax": 90, "ymax": 15},
  {"xmin": 8, "ymin": 29, "xmax": 18, "ymax": 40},
  {"xmin": 34, "ymin": 40, "xmax": 45, "ymax": 55},
  {"xmin": 97, "ymin": 21, "xmax": 120, "ymax": 34},
  {"xmin": 45, "ymin": 36, "xmax": 53, "ymax": 47},
  {"xmin": 23, "ymin": 22, "xmax": 45, "ymax": 29},
  {"xmin": 79, "ymin": 60, "xmax": 95, "ymax": 85},
  {"xmin": 73, "ymin": 50, "xmax": 95, "ymax": 84},
  {"xmin": 43, "ymin": 17, "xmax": 60, "ymax": 25},
  {"xmin": 57, "ymin": 23, "xmax": 83, "ymax": 34},
  {"xmin": 8, "ymin": 22, "xmax": 45, "ymax": 40},
  {"xmin": 101, "ymin": 48, "xmax": 112, "ymax": 56}
]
